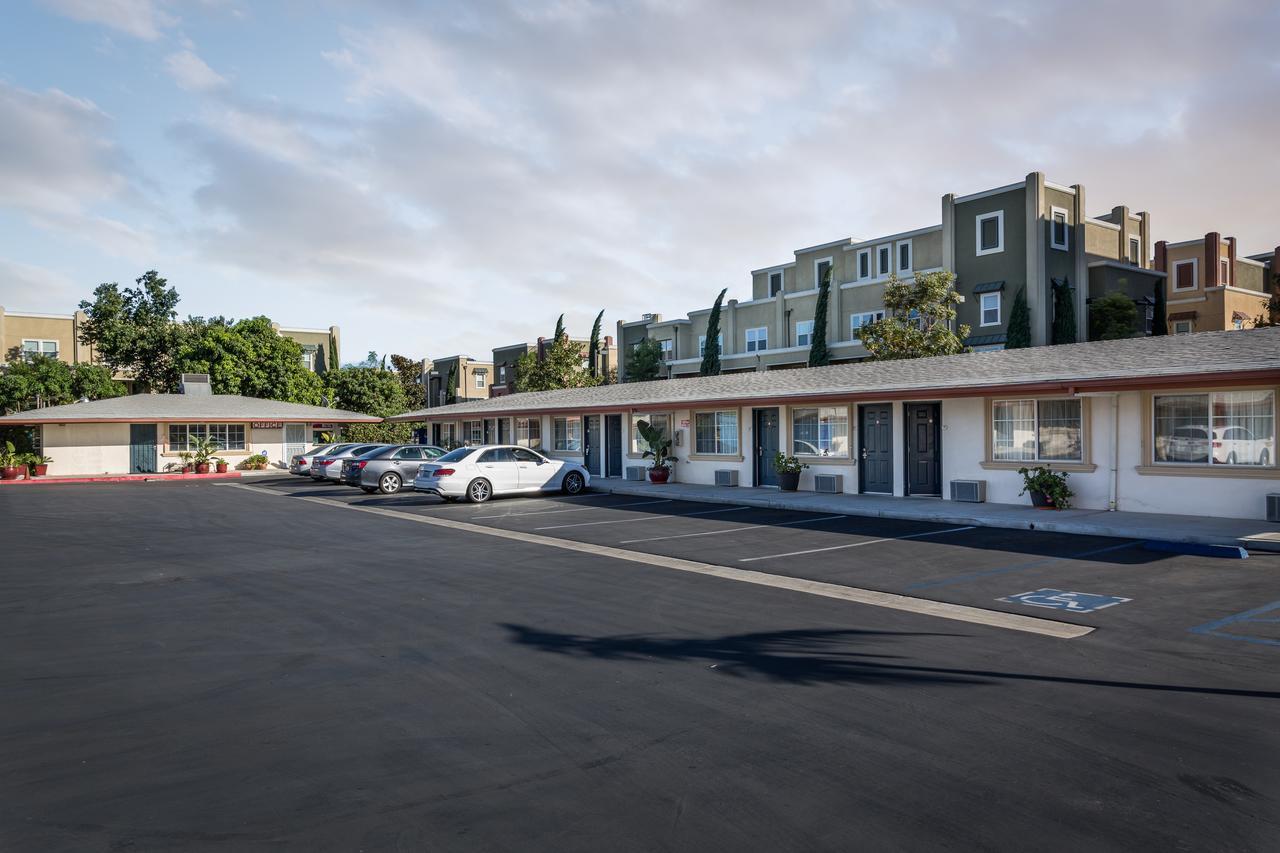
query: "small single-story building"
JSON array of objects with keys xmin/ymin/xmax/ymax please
[
  {"xmin": 0, "ymin": 385, "xmax": 379, "ymax": 476},
  {"xmin": 390, "ymin": 327, "xmax": 1280, "ymax": 520}
]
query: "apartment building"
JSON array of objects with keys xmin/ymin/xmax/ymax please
[
  {"xmin": 423, "ymin": 355, "xmax": 494, "ymax": 407},
  {"xmin": 1155, "ymin": 234, "xmax": 1279, "ymax": 334},
  {"xmin": 489, "ymin": 335, "xmax": 618, "ymax": 396}
]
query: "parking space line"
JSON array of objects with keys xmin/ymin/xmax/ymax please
[
  {"xmin": 474, "ymin": 498, "xmax": 672, "ymax": 520},
  {"xmin": 221, "ymin": 483, "xmax": 1090, "ymax": 639},
  {"xmin": 619, "ymin": 514, "xmax": 846, "ymax": 545},
  {"xmin": 535, "ymin": 506, "xmax": 749, "ymax": 531},
  {"xmin": 738, "ymin": 526, "xmax": 977, "ymax": 562},
  {"xmin": 905, "ymin": 542, "xmax": 1139, "ymax": 591},
  {"xmin": 1189, "ymin": 600, "xmax": 1280, "ymax": 648}
]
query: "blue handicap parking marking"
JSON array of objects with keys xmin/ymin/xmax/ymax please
[
  {"xmin": 1189, "ymin": 600, "xmax": 1280, "ymax": 648},
  {"xmin": 999, "ymin": 588, "xmax": 1132, "ymax": 613}
]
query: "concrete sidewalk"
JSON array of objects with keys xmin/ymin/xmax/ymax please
[{"xmin": 594, "ymin": 480, "xmax": 1280, "ymax": 553}]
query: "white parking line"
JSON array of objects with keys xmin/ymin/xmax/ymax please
[
  {"xmin": 619, "ymin": 514, "xmax": 847, "ymax": 545},
  {"xmin": 738, "ymin": 526, "xmax": 977, "ymax": 562},
  {"xmin": 474, "ymin": 498, "xmax": 671, "ymax": 520},
  {"xmin": 535, "ymin": 506, "xmax": 749, "ymax": 531},
  {"xmin": 219, "ymin": 483, "xmax": 1091, "ymax": 639}
]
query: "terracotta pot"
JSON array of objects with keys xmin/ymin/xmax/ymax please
[
  {"xmin": 195, "ymin": 462, "xmax": 211, "ymax": 474},
  {"xmin": 215, "ymin": 462, "xmax": 228, "ymax": 473},
  {"xmin": 648, "ymin": 466, "xmax": 670, "ymax": 484},
  {"xmin": 777, "ymin": 471, "xmax": 801, "ymax": 491},
  {"xmin": 33, "ymin": 464, "xmax": 48, "ymax": 477},
  {"xmin": 1, "ymin": 466, "xmax": 21, "ymax": 480},
  {"xmin": 182, "ymin": 465, "xmax": 193, "ymax": 474}
]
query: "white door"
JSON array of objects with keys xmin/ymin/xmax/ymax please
[
  {"xmin": 284, "ymin": 424, "xmax": 307, "ymax": 461},
  {"xmin": 476, "ymin": 447, "xmax": 520, "ymax": 493}
]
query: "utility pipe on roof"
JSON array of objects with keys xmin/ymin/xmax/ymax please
[{"xmin": 1075, "ymin": 391, "xmax": 1120, "ymax": 511}]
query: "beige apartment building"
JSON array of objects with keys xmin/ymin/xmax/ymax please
[
  {"xmin": 490, "ymin": 335, "xmax": 619, "ymax": 396},
  {"xmin": 423, "ymin": 355, "xmax": 494, "ymax": 408},
  {"xmin": 1155, "ymin": 234, "xmax": 1278, "ymax": 334}
]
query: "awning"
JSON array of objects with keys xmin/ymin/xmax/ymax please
[
  {"xmin": 1233, "ymin": 310, "xmax": 1251, "ymax": 321},
  {"xmin": 972, "ymin": 280, "xmax": 1005, "ymax": 294},
  {"xmin": 1168, "ymin": 311, "xmax": 1198, "ymax": 322}
]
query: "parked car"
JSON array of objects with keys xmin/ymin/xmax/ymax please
[
  {"xmin": 412, "ymin": 444, "xmax": 589, "ymax": 503},
  {"xmin": 290, "ymin": 443, "xmax": 355, "ymax": 475},
  {"xmin": 1213, "ymin": 425, "xmax": 1273, "ymax": 466},
  {"xmin": 341, "ymin": 444, "xmax": 447, "ymax": 494},
  {"xmin": 310, "ymin": 443, "xmax": 389, "ymax": 482}
]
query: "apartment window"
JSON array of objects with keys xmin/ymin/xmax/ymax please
[
  {"xmin": 1153, "ymin": 391, "xmax": 1274, "ymax": 467},
  {"xmin": 1050, "ymin": 208, "xmax": 1069, "ymax": 251},
  {"xmin": 694, "ymin": 411, "xmax": 739, "ymax": 455},
  {"xmin": 553, "ymin": 416, "xmax": 582, "ymax": 452},
  {"xmin": 815, "ymin": 258, "xmax": 833, "ymax": 288},
  {"xmin": 981, "ymin": 292, "xmax": 1001, "ymax": 326},
  {"xmin": 1220, "ymin": 259, "xmax": 1231, "ymax": 287},
  {"xmin": 768, "ymin": 270, "xmax": 784, "ymax": 296},
  {"xmin": 876, "ymin": 244, "xmax": 891, "ymax": 278},
  {"xmin": 1173, "ymin": 320, "xmax": 1193, "ymax": 334},
  {"xmin": 631, "ymin": 413, "xmax": 670, "ymax": 454},
  {"xmin": 514, "ymin": 417, "xmax": 541, "ymax": 449},
  {"xmin": 1234, "ymin": 318, "xmax": 1245, "ymax": 330},
  {"xmin": 698, "ymin": 333, "xmax": 723, "ymax": 357},
  {"xmin": 976, "ymin": 211, "xmax": 1004, "ymax": 255},
  {"xmin": 1129, "ymin": 237, "xmax": 1141, "ymax": 266},
  {"xmin": 796, "ymin": 320, "xmax": 814, "ymax": 347},
  {"xmin": 658, "ymin": 339, "xmax": 673, "ymax": 360},
  {"xmin": 1173, "ymin": 259, "xmax": 1197, "ymax": 291},
  {"xmin": 473, "ymin": 370, "xmax": 487, "ymax": 390},
  {"xmin": 21, "ymin": 339, "xmax": 59, "ymax": 360},
  {"xmin": 897, "ymin": 240, "xmax": 912, "ymax": 274},
  {"xmin": 745, "ymin": 327, "xmax": 768, "ymax": 352},
  {"xmin": 168, "ymin": 423, "xmax": 246, "ymax": 452},
  {"xmin": 857, "ymin": 249, "xmax": 871, "ymax": 280},
  {"xmin": 498, "ymin": 365, "xmax": 507, "ymax": 384},
  {"xmin": 850, "ymin": 311, "xmax": 885, "ymax": 333},
  {"xmin": 462, "ymin": 420, "xmax": 484, "ymax": 445},
  {"xmin": 791, "ymin": 407, "xmax": 849, "ymax": 457},
  {"xmin": 991, "ymin": 399, "xmax": 1082, "ymax": 463},
  {"xmin": 301, "ymin": 348, "xmax": 316, "ymax": 371}
]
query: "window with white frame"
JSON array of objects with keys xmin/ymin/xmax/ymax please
[
  {"xmin": 553, "ymin": 416, "xmax": 582, "ymax": 451},
  {"xmin": 897, "ymin": 240, "xmax": 912, "ymax": 274},
  {"xmin": 658, "ymin": 339, "xmax": 673, "ymax": 360},
  {"xmin": 168, "ymin": 423, "xmax": 247, "ymax": 452},
  {"xmin": 498, "ymin": 365, "xmax": 507, "ymax": 384},
  {"xmin": 857, "ymin": 249, "xmax": 871, "ymax": 280},
  {"xmin": 1129, "ymin": 237, "xmax": 1141, "ymax": 265},
  {"xmin": 976, "ymin": 211, "xmax": 1004, "ymax": 255},
  {"xmin": 1050, "ymin": 208, "xmax": 1069, "ymax": 251},
  {"xmin": 815, "ymin": 258, "xmax": 832, "ymax": 288},
  {"xmin": 796, "ymin": 319, "xmax": 814, "ymax": 347},
  {"xmin": 698, "ymin": 333, "xmax": 723, "ymax": 357},
  {"xmin": 1234, "ymin": 317, "xmax": 1245, "ymax": 330},
  {"xmin": 694, "ymin": 410, "xmax": 739, "ymax": 455},
  {"xmin": 745, "ymin": 327, "xmax": 768, "ymax": 352},
  {"xmin": 301, "ymin": 348, "xmax": 316, "ymax": 371},
  {"xmin": 791, "ymin": 407, "xmax": 849, "ymax": 457},
  {"xmin": 991, "ymin": 399, "xmax": 1082, "ymax": 462},
  {"xmin": 1153, "ymin": 390, "xmax": 1274, "ymax": 467},
  {"xmin": 462, "ymin": 420, "xmax": 484, "ymax": 445},
  {"xmin": 1173, "ymin": 259, "xmax": 1197, "ymax": 291},
  {"xmin": 850, "ymin": 311, "xmax": 885, "ymax": 333},
  {"xmin": 1173, "ymin": 320, "xmax": 1193, "ymax": 334},
  {"xmin": 438, "ymin": 423, "xmax": 458, "ymax": 447},
  {"xmin": 1220, "ymin": 258, "xmax": 1230, "ymax": 287},
  {"xmin": 876, "ymin": 244, "xmax": 891, "ymax": 278},
  {"xmin": 21, "ymin": 339, "xmax": 59, "ymax": 360},
  {"xmin": 768, "ymin": 270, "xmax": 784, "ymax": 296},
  {"xmin": 473, "ymin": 370, "xmax": 487, "ymax": 389},
  {"xmin": 631, "ymin": 413, "xmax": 670, "ymax": 454},
  {"xmin": 515, "ymin": 417, "xmax": 541, "ymax": 449},
  {"xmin": 980, "ymin": 292, "xmax": 1001, "ymax": 326}
]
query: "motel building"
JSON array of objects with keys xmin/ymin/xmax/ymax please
[
  {"xmin": 0, "ymin": 376, "xmax": 378, "ymax": 476},
  {"xmin": 391, "ymin": 327, "xmax": 1280, "ymax": 522}
]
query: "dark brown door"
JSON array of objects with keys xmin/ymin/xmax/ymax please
[
  {"xmin": 858, "ymin": 405, "xmax": 893, "ymax": 493},
  {"xmin": 905, "ymin": 403, "xmax": 941, "ymax": 496}
]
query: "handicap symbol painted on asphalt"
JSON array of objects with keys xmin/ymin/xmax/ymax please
[{"xmin": 999, "ymin": 589, "xmax": 1131, "ymax": 613}]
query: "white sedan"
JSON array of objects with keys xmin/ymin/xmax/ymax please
[{"xmin": 413, "ymin": 445, "xmax": 590, "ymax": 503}]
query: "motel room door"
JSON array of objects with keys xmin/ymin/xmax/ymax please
[
  {"xmin": 858, "ymin": 404, "xmax": 893, "ymax": 494},
  {"xmin": 583, "ymin": 415, "xmax": 602, "ymax": 476},
  {"xmin": 904, "ymin": 402, "xmax": 942, "ymax": 496},
  {"xmin": 753, "ymin": 407, "xmax": 780, "ymax": 487},
  {"xmin": 284, "ymin": 424, "xmax": 307, "ymax": 460},
  {"xmin": 605, "ymin": 414, "xmax": 623, "ymax": 478},
  {"xmin": 129, "ymin": 424, "xmax": 157, "ymax": 474}
]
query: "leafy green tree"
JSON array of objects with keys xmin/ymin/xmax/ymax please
[
  {"xmin": 700, "ymin": 288, "xmax": 727, "ymax": 376},
  {"xmin": 389, "ymin": 354, "xmax": 426, "ymax": 408},
  {"xmin": 326, "ymin": 366, "xmax": 412, "ymax": 443},
  {"xmin": 625, "ymin": 338, "xmax": 665, "ymax": 382},
  {"xmin": 444, "ymin": 363, "xmax": 458, "ymax": 404},
  {"xmin": 78, "ymin": 270, "xmax": 186, "ymax": 392},
  {"xmin": 71, "ymin": 364, "xmax": 127, "ymax": 402},
  {"xmin": 553, "ymin": 314, "xmax": 566, "ymax": 341},
  {"xmin": 587, "ymin": 309, "xmax": 604, "ymax": 379},
  {"xmin": 1089, "ymin": 292, "xmax": 1139, "ymax": 341},
  {"xmin": 1253, "ymin": 290, "xmax": 1280, "ymax": 328},
  {"xmin": 1151, "ymin": 281, "xmax": 1168, "ymax": 336},
  {"xmin": 178, "ymin": 316, "xmax": 324, "ymax": 403},
  {"xmin": 857, "ymin": 271, "xmax": 969, "ymax": 361},
  {"xmin": 0, "ymin": 354, "xmax": 73, "ymax": 413},
  {"xmin": 808, "ymin": 268, "xmax": 831, "ymax": 367},
  {"xmin": 1051, "ymin": 278, "xmax": 1077, "ymax": 345},
  {"xmin": 1006, "ymin": 287, "xmax": 1031, "ymax": 348},
  {"xmin": 515, "ymin": 335, "xmax": 602, "ymax": 392}
]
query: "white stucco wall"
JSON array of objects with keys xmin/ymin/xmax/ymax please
[{"xmin": 40, "ymin": 423, "xmax": 132, "ymax": 476}]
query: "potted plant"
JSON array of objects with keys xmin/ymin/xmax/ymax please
[
  {"xmin": 29, "ymin": 455, "xmax": 52, "ymax": 477},
  {"xmin": 1017, "ymin": 465, "xmax": 1073, "ymax": 510},
  {"xmin": 241, "ymin": 452, "xmax": 269, "ymax": 471},
  {"xmin": 178, "ymin": 451, "xmax": 194, "ymax": 474},
  {"xmin": 636, "ymin": 419, "xmax": 676, "ymax": 483},
  {"xmin": 774, "ymin": 452, "xmax": 809, "ymax": 491},
  {"xmin": 190, "ymin": 434, "xmax": 221, "ymax": 474},
  {"xmin": 214, "ymin": 457, "xmax": 229, "ymax": 474},
  {"xmin": 0, "ymin": 441, "xmax": 23, "ymax": 480}
]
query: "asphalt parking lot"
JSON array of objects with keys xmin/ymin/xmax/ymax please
[{"xmin": 2, "ymin": 479, "xmax": 1278, "ymax": 851}]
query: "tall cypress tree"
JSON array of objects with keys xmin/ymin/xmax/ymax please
[
  {"xmin": 1151, "ymin": 280, "xmax": 1167, "ymax": 336},
  {"xmin": 700, "ymin": 288, "xmax": 727, "ymax": 377},
  {"xmin": 327, "ymin": 337, "xmax": 339, "ymax": 373},
  {"xmin": 1006, "ymin": 287, "xmax": 1031, "ymax": 348},
  {"xmin": 808, "ymin": 267, "xmax": 831, "ymax": 367},
  {"xmin": 553, "ymin": 314, "xmax": 566, "ymax": 341},
  {"xmin": 444, "ymin": 363, "xmax": 458, "ymax": 404},
  {"xmin": 1051, "ymin": 278, "xmax": 1077, "ymax": 345},
  {"xmin": 587, "ymin": 309, "xmax": 604, "ymax": 378}
]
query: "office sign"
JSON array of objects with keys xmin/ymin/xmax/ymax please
[{"xmin": 251, "ymin": 422, "xmax": 284, "ymax": 429}]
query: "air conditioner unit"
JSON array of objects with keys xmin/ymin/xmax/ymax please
[
  {"xmin": 1267, "ymin": 494, "xmax": 1280, "ymax": 523},
  {"xmin": 950, "ymin": 479, "xmax": 987, "ymax": 503},
  {"xmin": 814, "ymin": 473, "xmax": 843, "ymax": 494},
  {"xmin": 715, "ymin": 469, "xmax": 739, "ymax": 487},
  {"xmin": 624, "ymin": 466, "xmax": 647, "ymax": 481}
]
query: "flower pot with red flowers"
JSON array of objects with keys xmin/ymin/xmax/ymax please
[
  {"xmin": 635, "ymin": 418, "xmax": 677, "ymax": 484},
  {"xmin": 215, "ymin": 458, "xmax": 228, "ymax": 474}
]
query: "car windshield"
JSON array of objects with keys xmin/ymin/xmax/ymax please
[
  {"xmin": 437, "ymin": 447, "xmax": 476, "ymax": 463},
  {"xmin": 356, "ymin": 446, "xmax": 395, "ymax": 459}
]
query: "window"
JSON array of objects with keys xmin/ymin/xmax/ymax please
[
  {"xmin": 1173, "ymin": 259, "xmax": 1197, "ymax": 291},
  {"xmin": 745, "ymin": 327, "xmax": 768, "ymax": 352},
  {"xmin": 395, "ymin": 446, "xmax": 424, "ymax": 460},
  {"xmin": 474, "ymin": 370, "xmax": 487, "ymax": 389},
  {"xmin": 301, "ymin": 348, "xmax": 316, "ymax": 371},
  {"xmin": 658, "ymin": 339, "xmax": 673, "ymax": 360},
  {"xmin": 796, "ymin": 320, "xmax": 814, "ymax": 347},
  {"xmin": 876, "ymin": 244, "xmax": 891, "ymax": 278},
  {"xmin": 791, "ymin": 407, "xmax": 849, "ymax": 457},
  {"xmin": 462, "ymin": 420, "xmax": 484, "ymax": 445},
  {"xmin": 850, "ymin": 311, "xmax": 885, "ymax": 333},
  {"xmin": 981, "ymin": 292, "xmax": 1001, "ymax": 326},
  {"xmin": 1220, "ymin": 258, "xmax": 1231, "ymax": 287},
  {"xmin": 1129, "ymin": 237, "xmax": 1141, "ymax": 266},
  {"xmin": 694, "ymin": 411, "xmax": 739, "ymax": 455},
  {"xmin": 21, "ymin": 339, "xmax": 59, "ymax": 360},
  {"xmin": 1153, "ymin": 391, "xmax": 1274, "ymax": 467},
  {"xmin": 1234, "ymin": 318, "xmax": 1245, "ymax": 331},
  {"xmin": 976, "ymin": 211, "xmax": 1004, "ymax": 255},
  {"xmin": 1173, "ymin": 320, "xmax": 1193, "ymax": 335},
  {"xmin": 438, "ymin": 423, "xmax": 458, "ymax": 448},
  {"xmin": 553, "ymin": 416, "xmax": 582, "ymax": 451},
  {"xmin": 631, "ymin": 413, "xmax": 670, "ymax": 454},
  {"xmin": 1050, "ymin": 208, "xmax": 1069, "ymax": 251},
  {"xmin": 698, "ymin": 333, "xmax": 723, "ymax": 357},
  {"xmin": 512, "ymin": 447, "xmax": 542, "ymax": 463},
  {"xmin": 857, "ymin": 249, "xmax": 871, "ymax": 280},
  {"xmin": 815, "ymin": 258, "xmax": 832, "ymax": 288},
  {"xmin": 498, "ymin": 365, "xmax": 507, "ymax": 384},
  {"xmin": 515, "ymin": 417, "xmax": 541, "ymax": 449},
  {"xmin": 768, "ymin": 270, "xmax": 783, "ymax": 296},
  {"xmin": 897, "ymin": 240, "xmax": 912, "ymax": 274},
  {"xmin": 479, "ymin": 447, "xmax": 515, "ymax": 463},
  {"xmin": 991, "ymin": 399, "xmax": 1082, "ymax": 462},
  {"xmin": 167, "ymin": 423, "xmax": 246, "ymax": 451}
]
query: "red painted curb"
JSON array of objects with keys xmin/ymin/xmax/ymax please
[{"xmin": 0, "ymin": 472, "xmax": 245, "ymax": 485}]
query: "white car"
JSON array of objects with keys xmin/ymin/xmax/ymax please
[{"xmin": 413, "ymin": 445, "xmax": 590, "ymax": 503}]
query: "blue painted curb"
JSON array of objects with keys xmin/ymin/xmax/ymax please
[{"xmin": 1143, "ymin": 540, "xmax": 1249, "ymax": 559}]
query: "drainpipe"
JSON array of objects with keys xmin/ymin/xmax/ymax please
[{"xmin": 1076, "ymin": 391, "xmax": 1120, "ymax": 511}]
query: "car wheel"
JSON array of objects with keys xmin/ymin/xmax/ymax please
[
  {"xmin": 378, "ymin": 472, "xmax": 403, "ymax": 495},
  {"xmin": 467, "ymin": 478, "xmax": 492, "ymax": 503},
  {"xmin": 562, "ymin": 470, "xmax": 585, "ymax": 495}
]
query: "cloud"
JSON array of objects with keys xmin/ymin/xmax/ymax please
[
  {"xmin": 43, "ymin": 0, "xmax": 176, "ymax": 41},
  {"xmin": 0, "ymin": 258, "xmax": 83, "ymax": 308},
  {"xmin": 164, "ymin": 49, "xmax": 228, "ymax": 92}
]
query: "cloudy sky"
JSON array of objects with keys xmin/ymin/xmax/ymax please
[{"xmin": 2, "ymin": 1, "xmax": 1277, "ymax": 363}]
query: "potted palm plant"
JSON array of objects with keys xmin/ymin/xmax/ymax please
[
  {"xmin": 636, "ymin": 419, "xmax": 676, "ymax": 483},
  {"xmin": 1017, "ymin": 465, "xmax": 1073, "ymax": 510},
  {"xmin": 774, "ymin": 452, "xmax": 808, "ymax": 491},
  {"xmin": 214, "ymin": 457, "xmax": 229, "ymax": 474},
  {"xmin": 29, "ymin": 454, "xmax": 52, "ymax": 477},
  {"xmin": 0, "ymin": 441, "xmax": 23, "ymax": 480},
  {"xmin": 190, "ymin": 435, "xmax": 221, "ymax": 474},
  {"xmin": 178, "ymin": 451, "xmax": 194, "ymax": 474}
]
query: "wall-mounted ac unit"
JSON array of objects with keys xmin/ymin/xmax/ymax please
[
  {"xmin": 1267, "ymin": 493, "xmax": 1280, "ymax": 523},
  {"xmin": 715, "ymin": 469, "xmax": 739, "ymax": 487},
  {"xmin": 625, "ymin": 466, "xmax": 647, "ymax": 481},
  {"xmin": 950, "ymin": 479, "xmax": 986, "ymax": 503},
  {"xmin": 814, "ymin": 473, "xmax": 843, "ymax": 494}
]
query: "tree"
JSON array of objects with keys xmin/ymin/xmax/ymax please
[
  {"xmin": 71, "ymin": 364, "xmax": 127, "ymax": 402},
  {"xmin": 389, "ymin": 354, "xmax": 426, "ymax": 408},
  {"xmin": 553, "ymin": 314, "xmax": 566, "ymax": 341},
  {"xmin": 587, "ymin": 309, "xmax": 604, "ymax": 379},
  {"xmin": 857, "ymin": 271, "xmax": 969, "ymax": 361},
  {"xmin": 1254, "ymin": 291, "xmax": 1280, "ymax": 328},
  {"xmin": 178, "ymin": 316, "xmax": 324, "ymax": 404},
  {"xmin": 0, "ymin": 355, "xmax": 126, "ymax": 414},
  {"xmin": 326, "ymin": 337, "xmax": 339, "ymax": 374},
  {"xmin": 325, "ymin": 366, "xmax": 412, "ymax": 443},
  {"xmin": 700, "ymin": 288, "xmax": 727, "ymax": 376},
  {"xmin": 515, "ymin": 334, "xmax": 602, "ymax": 392},
  {"xmin": 78, "ymin": 270, "xmax": 186, "ymax": 392},
  {"xmin": 625, "ymin": 338, "xmax": 665, "ymax": 383},
  {"xmin": 444, "ymin": 363, "xmax": 458, "ymax": 404},
  {"xmin": 808, "ymin": 268, "xmax": 831, "ymax": 367},
  {"xmin": 1089, "ymin": 292, "xmax": 1139, "ymax": 341},
  {"xmin": 1051, "ymin": 278, "xmax": 1077, "ymax": 345},
  {"xmin": 1151, "ymin": 281, "xmax": 1168, "ymax": 336},
  {"xmin": 1006, "ymin": 287, "xmax": 1031, "ymax": 348}
]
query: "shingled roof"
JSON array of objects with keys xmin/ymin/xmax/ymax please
[
  {"xmin": 0, "ymin": 394, "xmax": 382, "ymax": 424},
  {"xmin": 389, "ymin": 327, "xmax": 1280, "ymax": 421}
]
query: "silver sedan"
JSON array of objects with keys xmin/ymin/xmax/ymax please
[
  {"xmin": 342, "ymin": 444, "xmax": 447, "ymax": 494},
  {"xmin": 310, "ymin": 443, "xmax": 389, "ymax": 482}
]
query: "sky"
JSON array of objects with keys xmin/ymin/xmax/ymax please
[{"xmin": 2, "ymin": 0, "xmax": 1277, "ymax": 364}]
